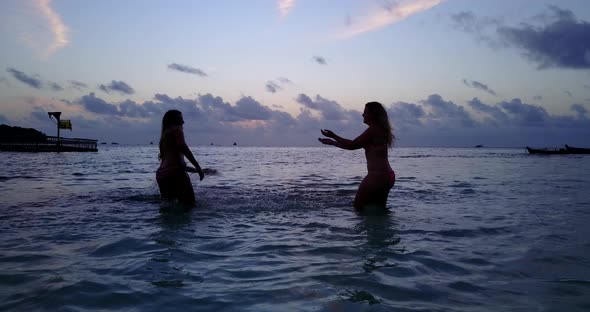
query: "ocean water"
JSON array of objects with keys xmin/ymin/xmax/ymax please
[{"xmin": 1, "ymin": 146, "xmax": 589, "ymax": 311}]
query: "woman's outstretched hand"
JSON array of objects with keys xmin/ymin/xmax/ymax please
[
  {"xmin": 186, "ymin": 166, "xmax": 205, "ymax": 181},
  {"xmin": 318, "ymin": 138, "xmax": 335, "ymax": 145},
  {"xmin": 321, "ymin": 129, "xmax": 335, "ymax": 138}
]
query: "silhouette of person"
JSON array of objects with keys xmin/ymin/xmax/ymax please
[
  {"xmin": 318, "ymin": 102, "xmax": 395, "ymax": 210},
  {"xmin": 156, "ymin": 110, "xmax": 204, "ymax": 208}
]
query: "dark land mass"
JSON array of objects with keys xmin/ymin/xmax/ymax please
[{"xmin": 0, "ymin": 124, "xmax": 47, "ymax": 142}]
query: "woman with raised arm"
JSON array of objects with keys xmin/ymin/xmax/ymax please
[
  {"xmin": 156, "ymin": 110, "xmax": 204, "ymax": 208},
  {"xmin": 318, "ymin": 101, "xmax": 395, "ymax": 210}
]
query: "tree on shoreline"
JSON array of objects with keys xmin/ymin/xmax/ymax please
[{"xmin": 0, "ymin": 124, "xmax": 47, "ymax": 142}]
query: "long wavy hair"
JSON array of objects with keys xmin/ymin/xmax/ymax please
[
  {"xmin": 158, "ymin": 109, "xmax": 183, "ymax": 160},
  {"xmin": 365, "ymin": 101, "xmax": 395, "ymax": 147}
]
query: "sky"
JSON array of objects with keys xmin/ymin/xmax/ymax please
[{"xmin": 1, "ymin": 0, "xmax": 589, "ymax": 147}]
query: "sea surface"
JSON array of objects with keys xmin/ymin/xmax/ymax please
[{"xmin": 1, "ymin": 146, "xmax": 589, "ymax": 311}]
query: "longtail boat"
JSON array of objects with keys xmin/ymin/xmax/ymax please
[
  {"xmin": 565, "ymin": 145, "xmax": 590, "ymax": 154},
  {"xmin": 526, "ymin": 147, "xmax": 568, "ymax": 155},
  {"xmin": 526, "ymin": 145, "xmax": 590, "ymax": 155}
]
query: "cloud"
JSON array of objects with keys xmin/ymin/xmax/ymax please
[
  {"xmin": 234, "ymin": 96, "xmax": 273, "ymax": 120},
  {"xmin": 462, "ymin": 79, "xmax": 497, "ymax": 96},
  {"xmin": 7, "ymin": 68, "xmax": 42, "ymax": 89},
  {"xmin": 571, "ymin": 104, "xmax": 587, "ymax": 117},
  {"xmin": 118, "ymin": 100, "xmax": 152, "ymax": 118},
  {"xmin": 32, "ymin": 0, "xmax": 70, "ymax": 57},
  {"xmin": 454, "ymin": 6, "xmax": 590, "ymax": 69},
  {"xmin": 339, "ymin": 0, "xmax": 445, "ymax": 39},
  {"xmin": 421, "ymin": 94, "xmax": 475, "ymax": 127},
  {"xmin": 13, "ymin": 90, "xmax": 590, "ymax": 147},
  {"xmin": 77, "ymin": 93, "xmax": 154, "ymax": 119},
  {"xmin": 388, "ymin": 101, "xmax": 426, "ymax": 129},
  {"xmin": 467, "ymin": 97, "xmax": 509, "ymax": 125},
  {"xmin": 68, "ymin": 80, "xmax": 88, "ymax": 90},
  {"xmin": 312, "ymin": 56, "xmax": 327, "ymax": 65},
  {"xmin": 49, "ymin": 82, "xmax": 63, "ymax": 91},
  {"xmin": 6, "ymin": 68, "xmax": 68, "ymax": 92},
  {"xmin": 498, "ymin": 98, "xmax": 550, "ymax": 126},
  {"xmin": 498, "ymin": 8, "xmax": 590, "ymax": 69},
  {"xmin": 295, "ymin": 93, "xmax": 357, "ymax": 121},
  {"xmin": 277, "ymin": 0, "xmax": 295, "ymax": 17},
  {"xmin": 450, "ymin": 11, "xmax": 502, "ymax": 46},
  {"xmin": 99, "ymin": 80, "xmax": 135, "ymax": 95},
  {"xmin": 265, "ymin": 77, "xmax": 293, "ymax": 93},
  {"xmin": 167, "ymin": 63, "xmax": 208, "ymax": 77},
  {"xmin": 266, "ymin": 81, "xmax": 281, "ymax": 93},
  {"xmin": 391, "ymin": 95, "xmax": 590, "ymax": 146},
  {"xmin": 79, "ymin": 93, "xmax": 120, "ymax": 115},
  {"xmin": 277, "ymin": 77, "xmax": 293, "ymax": 84}
]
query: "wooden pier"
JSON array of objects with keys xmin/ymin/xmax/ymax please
[{"xmin": 0, "ymin": 136, "xmax": 98, "ymax": 152}]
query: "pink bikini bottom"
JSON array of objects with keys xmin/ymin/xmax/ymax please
[{"xmin": 387, "ymin": 170, "xmax": 396, "ymax": 187}]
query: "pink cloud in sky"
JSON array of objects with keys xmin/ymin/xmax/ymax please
[
  {"xmin": 277, "ymin": 0, "xmax": 295, "ymax": 17},
  {"xmin": 32, "ymin": 0, "xmax": 69, "ymax": 58},
  {"xmin": 338, "ymin": 0, "xmax": 445, "ymax": 39}
]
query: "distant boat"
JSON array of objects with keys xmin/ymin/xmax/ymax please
[
  {"xmin": 100, "ymin": 142, "xmax": 107, "ymax": 145},
  {"xmin": 233, "ymin": 142, "xmax": 237, "ymax": 146},
  {"xmin": 474, "ymin": 144, "xmax": 483, "ymax": 148},
  {"xmin": 150, "ymin": 141, "xmax": 153, "ymax": 145},
  {"xmin": 111, "ymin": 142, "xmax": 119, "ymax": 145}
]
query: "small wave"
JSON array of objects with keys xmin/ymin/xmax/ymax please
[
  {"xmin": 0, "ymin": 253, "xmax": 52, "ymax": 263},
  {"xmin": 457, "ymin": 257, "xmax": 492, "ymax": 266},
  {"xmin": 436, "ymin": 227, "xmax": 510, "ymax": 238},
  {"xmin": 416, "ymin": 257, "xmax": 471, "ymax": 275},
  {"xmin": 397, "ymin": 176, "xmax": 416, "ymax": 181},
  {"xmin": 0, "ymin": 272, "xmax": 39, "ymax": 288},
  {"xmin": 552, "ymin": 279, "xmax": 590, "ymax": 286},
  {"xmin": 197, "ymin": 240, "xmax": 245, "ymax": 253},
  {"xmin": 302, "ymin": 222, "xmax": 331, "ymax": 229},
  {"xmin": 341, "ymin": 289, "xmax": 382, "ymax": 305},
  {"xmin": 447, "ymin": 281, "xmax": 485, "ymax": 292},
  {"xmin": 88, "ymin": 237, "xmax": 162, "ymax": 257},
  {"xmin": 0, "ymin": 175, "xmax": 37, "ymax": 181},
  {"xmin": 151, "ymin": 280, "xmax": 185, "ymax": 288},
  {"xmin": 449, "ymin": 182, "xmax": 473, "ymax": 188},
  {"xmin": 116, "ymin": 170, "xmax": 135, "ymax": 174},
  {"xmin": 399, "ymin": 155, "xmax": 435, "ymax": 159}
]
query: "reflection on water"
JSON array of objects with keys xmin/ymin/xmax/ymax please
[{"xmin": 158, "ymin": 209, "xmax": 193, "ymax": 230}]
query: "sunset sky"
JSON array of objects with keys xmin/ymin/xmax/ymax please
[{"xmin": 1, "ymin": 0, "xmax": 589, "ymax": 147}]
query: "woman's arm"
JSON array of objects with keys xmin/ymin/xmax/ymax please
[
  {"xmin": 173, "ymin": 127, "xmax": 204, "ymax": 180},
  {"xmin": 180, "ymin": 145, "xmax": 204, "ymax": 180},
  {"xmin": 319, "ymin": 128, "xmax": 373, "ymax": 150},
  {"xmin": 321, "ymin": 129, "xmax": 352, "ymax": 145}
]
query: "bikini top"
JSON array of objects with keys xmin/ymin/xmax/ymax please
[{"xmin": 365, "ymin": 142, "xmax": 388, "ymax": 150}]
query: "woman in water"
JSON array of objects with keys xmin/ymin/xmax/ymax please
[
  {"xmin": 318, "ymin": 101, "xmax": 395, "ymax": 210},
  {"xmin": 156, "ymin": 110, "xmax": 204, "ymax": 207}
]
